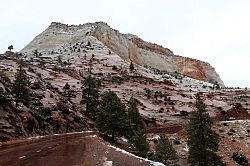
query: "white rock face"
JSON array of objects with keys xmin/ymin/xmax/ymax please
[
  {"xmin": 21, "ymin": 22, "xmax": 96, "ymax": 55},
  {"xmin": 20, "ymin": 21, "xmax": 224, "ymax": 86}
]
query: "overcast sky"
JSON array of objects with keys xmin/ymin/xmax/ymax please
[{"xmin": 0, "ymin": 0, "xmax": 249, "ymax": 87}]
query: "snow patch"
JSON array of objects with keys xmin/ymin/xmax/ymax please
[
  {"xmin": 121, "ymin": 137, "xmax": 128, "ymax": 143},
  {"xmin": 103, "ymin": 160, "xmax": 113, "ymax": 166},
  {"xmin": 184, "ymin": 144, "xmax": 189, "ymax": 152},
  {"xmin": 18, "ymin": 156, "xmax": 26, "ymax": 159},
  {"xmin": 220, "ymin": 120, "xmax": 250, "ymax": 124},
  {"xmin": 103, "ymin": 157, "xmax": 113, "ymax": 166},
  {"xmin": 86, "ymin": 135, "xmax": 98, "ymax": 138},
  {"xmin": 147, "ymin": 134, "xmax": 160, "ymax": 141},
  {"xmin": 108, "ymin": 144, "xmax": 165, "ymax": 166},
  {"xmin": 26, "ymin": 131, "xmax": 96, "ymax": 140}
]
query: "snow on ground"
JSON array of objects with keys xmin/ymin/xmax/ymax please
[
  {"xmin": 219, "ymin": 120, "xmax": 250, "ymax": 124},
  {"xmin": 107, "ymin": 144, "xmax": 165, "ymax": 166},
  {"xmin": 174, "ymin": 104, "xmax": 194, "ymax": 113},
  {"xmin": 147, "ymin": 134, "xmax": 160, "ymax": 141},
  {"xmin": 170, "ymin": 95, "xmax": 194, "ymax": 103},
  {"xmin": 183, "ymin": 144, "xmax": 189, "ymax": 152},
  {"xmin": 162, "ymin": 73, "xmax": 214, "ymax": 92},
  {"xmin": 25, "ymin": 131, "xmax": 96, "ymax": 140},
  {"xmin": 120, "ymin": 137, "xmax": 128, "ymax": 143},
  {"xmin": 204, "ymin": 98, "xmax": 229, "ymax": 108},
  {"xmin": 103, "ymin": 160, "xmax": 113, "ymax": 166}
]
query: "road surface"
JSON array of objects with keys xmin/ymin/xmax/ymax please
[
  {"xmin": 0, "ymin": 132, "xmax": 97, "ymax": 166},
  {"xmin": 0, "ymin": 132, "xmax": 156, "ymax": 166}
]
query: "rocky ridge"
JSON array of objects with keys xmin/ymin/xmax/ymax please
[{"xmin": 21, "ymin": 22, "xmax": 224, "ymax": 86}]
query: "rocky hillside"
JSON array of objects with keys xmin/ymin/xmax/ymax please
[
  {"xmin": 1, "ymin": 22, "xmax": 249, "ymax": 165},
  {"xmin": 21, "ymin": 22, "xmax": 224, "ymax": 86}
]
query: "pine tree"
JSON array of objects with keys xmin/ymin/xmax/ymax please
[
  {"xmin": 129, "ymin": 129, "xmax": 150, "ymax": 158},
  {"xmin": 81, "ymin": 75, "xmax": 100, "ymax": 118},
  {"xmin": 8, "ymin": 45, "xmax": 13, "ymax": 52},
  {"xmin": 127, "ymin": 97, "xmax": 145, "ymax": 138},
  {"xmin": 12, "ymin": 60, "xmax": 30, "ymax": 106},
  {"xmin": 33, "ymin": 49, "xmax": 38, "ymax": 57},
  {"xmin": 126, "ymin": 97, "xmax": 151, "ymax": 158},
  {"xmin": 96, "ymin": 91, "xmax": 128, "ymax": 141},
  {"xmin": 130, "ymin": 61, "xmax": 134, "ymax": 71},
  {"xmin": 63, "ymin": 82, "xmax": 70, "ymax": 91},
  {"xmin": 156, "ymin": 133, "xmax": 178, "ymax": 164},
  {"xmin": 187, "ymin": 94, "xmax": 225, "ymax": 166},
  {"xmin": 57, "ymin": 55, "xmax": 62, "ymax": 65},
  {"xmin": 63, "ymin": 82, "xmax": 70, "ymax": 96},
  {"xmin": 52, "ymin": 65, "xmax": 60, "ymax": 72},
  {"xmin": 0, "ymin": 91, "xmax": 9, "ymax": 103}
]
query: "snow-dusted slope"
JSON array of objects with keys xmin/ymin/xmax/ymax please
[{"xmin": 20, "ymin": 22, "xmax": 224, "ymax": 86}]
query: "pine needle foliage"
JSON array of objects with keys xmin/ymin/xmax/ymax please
[{"xmin": 187, "ymin": 94, "xmax": 225, "ymax": 166}]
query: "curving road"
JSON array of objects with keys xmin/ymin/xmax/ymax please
[
  {"xmin": 0, "ymin": 132, "xmax": 155, "ymax": 166},
  {"xmin": 0, "ymin": 132, "xmax": 97, "ymax": 166}
]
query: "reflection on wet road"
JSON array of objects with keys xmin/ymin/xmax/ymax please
[{"xmin": 0, "ymin": 132, "xmax": 96, "ymax": 166}]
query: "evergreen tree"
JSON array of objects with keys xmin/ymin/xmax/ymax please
[
  {"xmin": 57, "ymin": 55, "xmax": 62, "ymax": 65},
  {"xmin": 127, "ymin": 97, "xmax": 144, "ymax": 138},
  {"xmin": 129, "ymin": 129, "xmax": 150, "ymax": 158},
  {"xmin": 8, "ymin": 45, "xmax": 13, "ymax": 52},
  {"xmin": 12, "ymin": 60, "xmax": 30, "ymax": 106},
  {"xmin": 145, "ymin": 88, "xmax": 152, "ymax": 99},
  {"xmin": 232, "ymin": 152, "xmax": 249, "ymax": 166},
  {"xmin": 81, "ymin": 75, "xmax": 100, "ymax": 118},
  {"xmin": 63, "ymin": 82, "xmax": 70, "ymax": 96},
  {"xmin": 87, "ymin": 41, "xmax": 91, "ymax": 47},
  {"xmin": 187, "ymin": 94, "xmax": 225, "ymax": 166},
  {"xmin": 130, "ymin": 61, "xmax": 134, "ymax": 71},
  {"xmin": 156, "ymin": 133, "xmax": 178, "ymax": 164},
  {"xmin": 126, "ymin": 97, "xmax": 151, "ymax": 158},
  {"xmin": 63, "ymin": 82, "xmax": 70, "ymax": 91},
  {"xmin": 52, "ymin": 65, "xmax": 60, "ymax": 72},
  {"xmin": 96, "ymin": 91, "xmax": 128, "ymax": 141},
  {"xmin": 33, "ymin": 49, "xmax": 38, "ymax": 57},
  {"xmin": 0, "ymin": 91, "xmax": 9, "ymax": 103}
]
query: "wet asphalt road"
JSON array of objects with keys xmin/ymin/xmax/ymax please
[{"xmin": 0, "ymin": 132, "xmax": 96, "ymax": 166}]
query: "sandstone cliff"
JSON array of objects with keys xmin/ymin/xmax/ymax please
[{"xmin": 21, "ymin": 22, "xmax": 224, "ymax": 86}]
